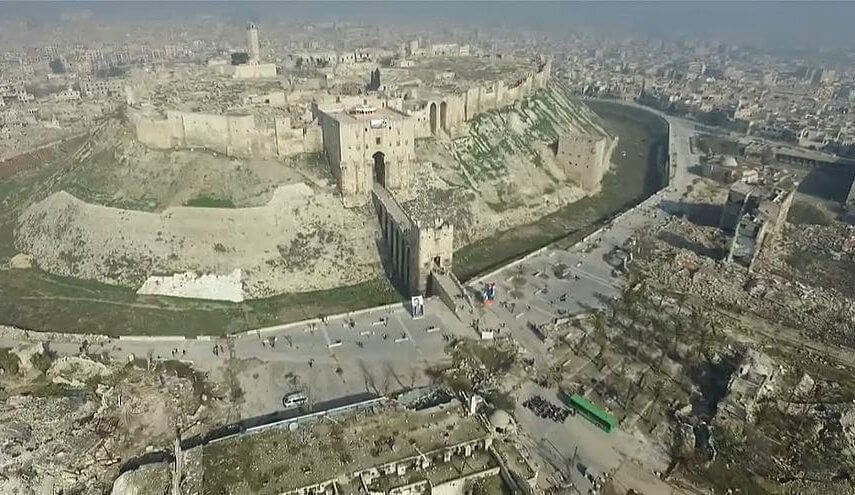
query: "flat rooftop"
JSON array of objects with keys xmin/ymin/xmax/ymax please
[{"xmin": 200, "ymin": 404, "xmax": 487, "ymax": 494}]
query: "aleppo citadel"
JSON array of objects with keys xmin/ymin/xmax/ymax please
[{"xmin": 17, "ymin": 24, "xmax": 616, "ymax": 302}]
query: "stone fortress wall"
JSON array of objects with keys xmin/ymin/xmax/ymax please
[
  {"xmin": 315, "ymin": 58, "xmax": 553, "ymax": 206},
  {"xmin": 411, "ymin": 218, "xmax": 454, "ymax": 295},
  {"xmin": 130, "ymin": 109, "xmax": 322, "ymax": 159},
  {"xmin": 556, "ymin": 132, "xmax": 619, "ymax": 193},
  {"xmin": 130, "ymin": 58, "xmax": 549, "ymax": 160},
  {"xmin": 409, "ymin": 59, "xmax": 552, "ymax": 139}
]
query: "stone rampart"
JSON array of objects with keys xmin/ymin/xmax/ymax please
[
  {"xmin": 131, "ymin": 109, "xmax": 322, "ymax": 159},
  {"xmin": 411, "ymin": 59, "xmax": 551, "ymax": 137}
]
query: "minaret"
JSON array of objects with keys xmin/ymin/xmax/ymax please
[{"xmin": 247, "ymin": 23, "xmax": 260, "ymax": 63}]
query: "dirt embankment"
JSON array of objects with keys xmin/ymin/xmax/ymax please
[
  {"xmin": 16, "ymin": 183, "xmax": 381, "ymax": 298},
  {"xmin": 410, "ymin": 85, "xmax": 611, "ymax": 245}
]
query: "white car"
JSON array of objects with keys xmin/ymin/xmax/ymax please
[{"xmin": 282, "ymin": 392, "xmax": 308, "ymax": 409}]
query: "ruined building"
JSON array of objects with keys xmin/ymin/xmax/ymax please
[
  {"xmin": 555, "ymin": 132, "xmax": 618, "ymax": 193},
  {"xmin": 183, "ymin": 401, "xmax": 502, "ymax": 495},
  {"xmin": 720, "ymin": 181, "xmax": 795, "ymax": 270}
]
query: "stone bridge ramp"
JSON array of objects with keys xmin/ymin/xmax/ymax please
[{"xmin": 372, "ymin": 183, "xmax": 415, "ymax": 295}]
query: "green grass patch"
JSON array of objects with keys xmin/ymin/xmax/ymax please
[
  {"xmin": 0, "ymin": 268, "xmax": 397, "ymax": 336},
  {"xmin": 184, "ymin": 196, "xmax": 237, "ymax": 208},
  {"xmin": 787, "ymin": 197, "xmax": 834, "ymax": 225}
]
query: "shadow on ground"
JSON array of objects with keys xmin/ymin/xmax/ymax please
[
  {"xmin": 798, "ymin": 164, "xmax": 855, "ymax": 203},
  {"xmin": 660, "ymin": 200, "xmax": 724, "ymax": 228}
]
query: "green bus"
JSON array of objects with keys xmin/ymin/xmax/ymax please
[{"xmin": 568, "ymin": 394, "xmax": 617, "ymax": 433}]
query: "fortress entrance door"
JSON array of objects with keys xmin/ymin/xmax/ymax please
[
  {"xmin": 373, "ymin": 151, "xmax": 386, "ymax": 187},
  {"xmin": 429, "ymin": 102, "xmax": 438, "ymax": 134}
]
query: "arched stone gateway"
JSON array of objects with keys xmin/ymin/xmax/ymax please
[
  {"xmin": 372, "ymin": 151, "xmax": 386, "ymax": 187},
  {"xmin": 429, "ymin": 102, "xmax": 438, "ymax": 135},
  {"xmin": 440, "ymin": 101, "xmax": 447, "ymax": 131}
]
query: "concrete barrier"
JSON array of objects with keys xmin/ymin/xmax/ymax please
[
  {"xmin": 236, "ymin": 300, "xmax": 408, "ymax": 339},
  {"xmin": 118, "ymin": 335, "xmax": 186, "ymax": 342},
  {"xmin": 474, "ymin": 244, "xmax": 551, "ymax": 284}
]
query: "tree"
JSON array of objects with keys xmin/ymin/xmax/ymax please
[
  {"xmin": 672, "ymin": 319, "xmax": 683, "ymax": 354},
  {"xmin": 621, "ymin": 285, "xmax": 642, "ymax": 330}
]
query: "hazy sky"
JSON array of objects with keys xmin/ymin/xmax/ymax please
[{"xmin": 2, "ymin": 1, "xmax": 854, "ymax": 48}]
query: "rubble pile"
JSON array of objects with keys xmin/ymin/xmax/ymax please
[
  {"xmin": 625, "ymin": 214, "xmax": 855, "ymax": 492},
  {"xmin": 109, "ymin": 463, "xmax": 171, "ymax": 495},
  {"xmin": 785, "ymin": 222, "xmax": 855, "ymax": 257},
  {"xmin": 636, "ymin": 220, "xmax": 855, "ymax": 348},
  {"xmin": 429, "ymin": 339, "xmax": 519, "ymax": 401},
  {"xmin": 0, "ymin": 344, "xmax": 228, "ymax": 494}
]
